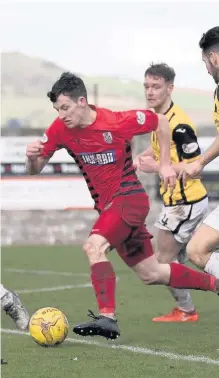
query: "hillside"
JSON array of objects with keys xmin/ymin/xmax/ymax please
[{"xmin": 1, "ymin": 51, "xmax": 214, "ymax": 128}]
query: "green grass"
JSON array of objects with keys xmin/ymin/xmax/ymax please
[{"xmin": 1, "ymin": 246, "xmax": 219, "ymax": 378}]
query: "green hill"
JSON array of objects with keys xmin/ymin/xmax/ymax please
[{"xmin": 1, "ymin": 52, "xmax": 214, "ymax": 128}]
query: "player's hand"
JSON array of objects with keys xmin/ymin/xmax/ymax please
[
  {"xmin": 178, "ymin": 159, "xmax": 204, "ymax": 186},
  {"xmin": 159, "ymin": 164, "xmax": 176, "ymax": 194},
  {"xmin": 26, "ymin": 140, "xmax": 44, "ymax": 160},
  {"xmin": 139, "ymin": 156, "xmax": 159, "ymax": 173},
  {"xmin": 133, "ymin": 155, "xmax": 141, "ymax": 172}
]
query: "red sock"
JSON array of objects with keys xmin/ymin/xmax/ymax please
[
  {"xmin": 169, "ymin": 263, "xmax": 216, "ymax": 292},
  {"xmin": 91, "ymin": 261, "xmax": 116, "ymax": 315}
]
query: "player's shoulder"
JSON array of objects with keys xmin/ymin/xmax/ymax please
[
  {"xmin": 94, "ymin": 107, "xmax": 116, "ymax": 130},
  {"xmin": 97, "ymin": 107, "xmax": 116, "ymax": 120},
  {"xmin": 95, "ymin": 107, "xmax": 135, "ymax": 131},
  {"xmin": 43, "ymin": 118, "xmax": 67, "ymax": 144},
  {"xmin": 170, "ymin": 103, "xmax": 195, "ymax": 130},
  {"xmin": 95, "ymin": 107, "xmax": 157, "ymax": 131}
]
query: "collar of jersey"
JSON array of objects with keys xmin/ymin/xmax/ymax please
[{"xmin": 163, "ymin": 101, "xmax": 174, "ymax": 115}]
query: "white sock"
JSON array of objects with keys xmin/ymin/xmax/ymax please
[
  {"xmin": 168, "ymin": 260, "xmax": 195, "ymax": 313},
  {"xmin": 0, "ymin": 284, "xmax": 9, "ymax": 301},
  {"xmin": 168, "ymin": 287, "xmax": 195, "ymax": 313},
  {"xmin": 204, "ymin": 252, "xmax": 219, "ymax": 278}
]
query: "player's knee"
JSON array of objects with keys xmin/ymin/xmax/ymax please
[
  {"xmin": 133, "ymin": 256, "xmax": 162, "ymax": 284},
  {"xmin": 83, "ymin": 242, "xmax": 98, "ymax": 261},
  {"xmin": 137, "ymin": 266, "xmax": 160, "ymax": 285},
  {"xmin": 82, "ymin": 241, "xmax": 107, "ymax": 265},
  {"xmin": 140, "ymin": 271, "xmax": 160, "ymax": 285},
  {"xmin": 186, "ymin": 239, "xmax": 208, "ymax": 269}
]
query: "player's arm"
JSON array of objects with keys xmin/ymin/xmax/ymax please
[
  {"xmin": 143, "ymin": 113, "xmax": 176, "ymax": 191},
  {"xmin": 139, "ymin": 123, "xmax": 201, "ymax": 175},
  {"xmin": 170, "ymin": 123, "xmax": 204, "ymax": 179},
  {"xmin": 26, "ymin": 121, "xmax": 59, "ymax": 175},
  {"xmin": 138, "ymin": 114, "xmax": 175, "ymax": 172},
  {"xmin": 133, "ymin": 145, "xmax": 155, "ymax": 171},
  {"xmin": 179, "ymin": 134, "xmax": 219, "ymax": 183},
  {"xmin": 115, "ymin": 110, "xmax": 176, "ymax": 191},
  {"xmin": 155, "ymin": 114, "xmax": 172, "ymax": 166},
  {"xmin": 26, "ymin": 141, "xmax": 49, "ymax": 175},
  {"xmin": 139, "ymin": 145, "xmax": 155, "ymax": 158},
  {"xmin": 138, "ymin": 156, "xmax": 187, "ymax": 174},
  {"xmin": 196, "ymin": 134, "xmax": 219, "ymax": 169}
]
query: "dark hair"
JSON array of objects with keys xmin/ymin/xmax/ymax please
[
  {"xmin": 199, "ymin": 26, "xmax": 219, "ymax": 52},
  {"xmin": 144, "ymin": 63, "xmax": 175, "ymax": 83},
  {"xmin": 47, "ymin": 72, "xmax": 87, "ymax": 102}
]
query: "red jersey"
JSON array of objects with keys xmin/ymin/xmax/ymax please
[{"xmin": 41, "ymin": 106, "xmax": 158, "ymax": 212}]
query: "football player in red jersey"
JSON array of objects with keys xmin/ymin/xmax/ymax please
[{"xmin": 26, "ymin": 72, "xmax": 219, "ymax": 340}]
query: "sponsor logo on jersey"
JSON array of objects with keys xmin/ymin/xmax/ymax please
[
  {"xmin": 80, "ymin": 150, "xmax": 116, "ymax": 165},
  {"xmin": 136, "ymin": 111, "xmax": 146, "ymax": 125},
  {"xmin": 182, "ymin": 142, "xmax": 199, "ymax": 154},
  {"xmin": 103, "ymin": 132, "xmax": 113, "ymax": 144},
  {"xmin": 41, "ymin": 133, "xmax": 48, "ymax": 143},
  {"xmin": 176, "ymin": 128, "xmax": 186, "ymax": 133}
]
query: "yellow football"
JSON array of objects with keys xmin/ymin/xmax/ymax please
[{"xmin": 29, "ymin": 307, "xmax": 69, "ymax": 347}]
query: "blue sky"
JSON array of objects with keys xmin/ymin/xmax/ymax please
[{"xmin": 2, "ymin": 0, "xmax": 219, "ymax": 90}]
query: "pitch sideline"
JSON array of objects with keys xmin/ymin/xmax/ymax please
[{"xmin": 1, "ymin": 328, "xmax": 219, "ymax": 366}]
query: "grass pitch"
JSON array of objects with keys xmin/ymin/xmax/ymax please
[{"xmin": 1, "ymin": 246, "xmax": 219, "ymax": 378}]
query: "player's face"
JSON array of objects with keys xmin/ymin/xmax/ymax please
[
  {"xmin": 144, "ymin": 75, "xmax": 173, "ymax": 109},
  {"xmin": 202, "ymin": 51, "xmax": 219, "ymax": 84},
  {"xmin": 53, "ymin": 94, "xmax": 87, "ymax": 128}
]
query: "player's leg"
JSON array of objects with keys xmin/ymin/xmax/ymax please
[
  {"xmin": 132, "ymin": 249, "xmax": 217, "ymax": 292},
  {"xmin": 152, "ymin": 229, "xmax": 197, "ymax": 322},
  {"xmin": 73, "ymin": 206, "xmax": 133, "ymax": 339},
  {"xmin": 73, "ymin": 193, "xmax": 151, "ymax": 339},
  {"xmin": 187, "ymin": 206, "xmax": 219, "ymax": 277},
  {"xmin": 152, "ymin": 200, "xmax": 208, "ymax": 322},
  {"xmin": 83, "ymin": 233, "xmax": 116, "ymax": 318},
  {"xmin": 118, "ymin": 227, "xmax": 218, "ymax": 293},
  {"xmin": 1, "ymin": 284, "xmax": 29, "ymax": 330}
]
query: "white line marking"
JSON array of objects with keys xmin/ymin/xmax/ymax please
[
  {"xmin": 15, "ymin": 284, "xmax": 92, "ymax": 294},
  {"xmin": 1, "ymin": 328, "xmax": 219, "ymax": 366},
  {"xmin": 4, "ymin": 269, "xmax": 89, "ymax": 277},
  {"xmin": 5, "ymin": 269, "xmax": 91, "ymax": 293},
  {"xmin": 5, "ymin": 269, "xmax": 119, "ymax": 294}
]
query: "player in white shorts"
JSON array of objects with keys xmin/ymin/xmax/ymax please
[
  {"xmin": 180, "ymin": 26, "xmax": 219, "ymax": 278},
  {"xmin": 203, "ymin": 206, "xmax": 219, "ymax": 232},
  {"xmin": 134, "ymin": 63, "xmax": 208, "ymax": 322}
]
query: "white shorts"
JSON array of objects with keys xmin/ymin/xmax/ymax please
[
  {"xmin": 203, "ymin": 204, "xmax": 219, "ymax": 231},
  {"xmin": 155, "ymin": 197, "xmax": 209, "ymax": 244}
]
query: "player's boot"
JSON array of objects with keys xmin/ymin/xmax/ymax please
[
  {"xmin": 1, "ymin": 359, "xmax": 8, "ymax": 365},
  {"xmin": 73, "ymin": 310, "xmax": 120, "ymax": 340},
  {"xmin": 1, "ymin": 291, "xmax": 30, "ymax": 330},
  {"xmin": 152, "ymin": 308, "xmax": 199, "ymax": 323}
]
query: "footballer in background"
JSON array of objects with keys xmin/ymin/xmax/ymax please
[
  {"xmin": 134, "ymin": 63, "xmax": 208, "ymax": 322},
  {"xmin": 180, "ymin": 26, "xmax": 219, "ymax": 280}
]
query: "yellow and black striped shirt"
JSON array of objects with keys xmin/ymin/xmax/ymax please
[
  {"xmin": 214, "ymin": 84, "xmax": 219, "ymax": 133},
  {"xmin": 151, "ymin": 102, "xmax": 207, "ymax": 206}
]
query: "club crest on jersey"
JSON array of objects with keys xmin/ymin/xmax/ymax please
[
  {"xmin": 103, "ymin": 132, "xmax": 113, "ymax": 144},
  {"xmin": 136, "ymin": 111, "xmax": 146, "ymax": 125}
]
